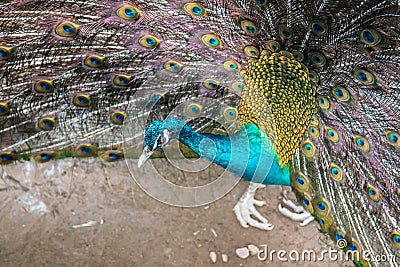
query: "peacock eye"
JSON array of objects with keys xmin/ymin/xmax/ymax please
[
  {"xmin": 318, "ymin": 202, "xmax": 326, "ymax": 210},
  {"xmin": 308, "ymin": 125, "xmax": 320, "ymax": 139},
  {"xmin": 301, "ymin": 141, "xmax": 315, "ymax": 157},
  {"xmin": 310, "ymin": 20, "xmax": 328, "ymax": 35},
  {"xmin": 0, "ymin": 46, "xmax": 12, "ymax": 60},
  {"xmin": 203, "ymin": 79, "xmax": 219, "ymax": 90},
  {"xmin": 390, "ymin": 232, "xmax": 400, "ymax": 248},
  {"xmin": 76, "ymin": 144, "xmax": 97, "ymax": 157},
  {"xmin": 110, "ymin": 111, "xmax": 126, "ymax": 125},
  {"xmin": 138, "ymin": 35, "xmax": 160, "ymax": 49},
  {"xmin": 308, "ymin": 70, "xmax": 320, "ymax": 84},
  {"xmin": 309, "ymin": 52, "xmax": 327, "ymax": 68},
  {"xmin": 318, "ymin": 96, "xmax": 330, "ymax": 110},
  {"xmin": 255, "ymin": 0, "xmax": 267, "ymax": 6},
  {"xmin": 38, "ymin": 117, "xmax": 56, "ymax": 131},
  {"xmin": 360, "ymin": 28, "xmax": 381, "ymax": 47},
  {"xmin": 386, "ymin": 131, "xmax": 399, "ymax": 147},
  {"xmin": 310, "ymin": 116, "xmax": 318, "ymax": 125},
  {"xmin": 33, "ymin": 80, "xmax": 54, "ymax": 94},
  {"xmin": 312, "ymin": 198, "xmax": 331, "ymax": 218},
  {"xmin": 54, "ymin": 21, "xmax": 79, "ymax": 38},
  {"xmin": 291, "ymin": 173, "xmax": 310, "ymax": 192},
  {"xmin": 267, "ymin": 40, "xmax": 281, "ymax": 52},
  {"xmin": 354, "ymin": 69, "xmax": 375, "ymax": 85},
  {"xmin": 243, "ymin": 45, "xmax": 259, "ymax": 58},
  {"xmin": 186, "ymin": 103, "xmax": 203, "ymax": 117},
  {"xmin": 109, "ymin": 153, "xmax": 119, "ymax": 160},
  {"xmin": 73, "ymin": 94, "xmax": 91, "ymax": 107},
  {"xmin": 329, "ymin": 163, "xmax": 343, "ymax": 182},
  {"xmin": 302, "ymin": 197, "xmax": 310, "ymax": 206},
  {"xmin": 101, "ymin": 151, "xmax": 123, "ymax": 162},
  {"xmin": 335, "ymin": 232, "xmax": 344, "ymax": 241},
  {"xmin": 241, "ymin": 20, "xmax": 258, "ymax": 36},
  {"xmin": 183, "ymin": 3, "xmax": 206, "ymax": 17},
  {"xmin": 115, "ymin": 5, "xmax": 141, "ymax": 21},
  {"xmin": 113, "ymin": 74, "xmax": 131, "ymax": 87},
  {"xmin": 331, "ymin": 229, "xmax": 346, "ymax": 243},
  {"xmin": 108, "ymin": 153, "xmax": 120, "ymax": 160},
  {"xmin": 278, "ymin": 25, "xmax": 294, "ymax": 39},
  {"xmin": 291, "ymin": 50, "xmax": 304, "ymax": 62},
  {"xmin": 200, "ymin": 33, "xmax": 222, "ymax": 48},
  {"xmin": 223, "ymin": 60, "xmax": 240, "ymax": 71},
  {"xmin": 231, "ymin": 82, "xmax": 244, "ymax": 93},
  {"xmin": 223, "ymin": 107, "xmax": 238, "ymax": 122},
  {"xmin": 0, "ymin": 152, "xmax": 16, "ymax": 164},
  {"xmin": 149, "ymin": 92, "xmax": 166, "ymax": 104},
  {"xmin": 40, "ymin": 153, "xmax": 51, "ymax": 161},
  {"xmin": 353, "ymin": 135, "xmax": 371, "ymax": 154},
  {"xmin": 300, "ymin": 193, "xmax": 314, "ymax": 213},
  {"xmin": 332, "ymin": 86, "xmax": 350, "ymax": 102},
  {"xmin": 0, "ymin": 102, "xmax": 10, "ymax": 116},
  {"xmin": 365, "ymin": 183, "xmax": 381, "ymax": 202},
  {"xmin": 83, "ymin": 55, "xmax": 105, "ymax": 68},
  {"xmin": 163, "ymin": 60, "xmax": 183, "ymax": 73},
  {"xmin": 325, "ymin": 127, "xmax": 339, "ymax": 143},
  {"xmin": 34, "ymin": 151, "xmax": 54, "ymax": 162}
]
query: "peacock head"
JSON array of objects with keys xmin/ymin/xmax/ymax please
[{"xmin": 138, "ymin": 117, "xmax": 187, "ymax": 167}]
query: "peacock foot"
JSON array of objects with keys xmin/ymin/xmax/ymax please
[
  {"xmin": 233, "ymin": 183, "xmax": 274, "ymax": 231},
  {"xmin": 278, "ymin": 190, "xmax": 314, "ymax": 226}
]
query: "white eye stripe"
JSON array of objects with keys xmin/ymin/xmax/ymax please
[
  {"xmin": 162, "ymin": 129, "xmax": 170, "ymax": 144},
  {"xmin": 153, "ymin": 137, "xmax": 160, "ymax": 150},
  {"xmin": 152, "ymin": 129, "xmax": 172, "ymax": 151}
]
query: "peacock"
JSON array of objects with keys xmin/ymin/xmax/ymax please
[{"xmin": 0, "ymin": 0, "xmax": 399, "ymax": 266}]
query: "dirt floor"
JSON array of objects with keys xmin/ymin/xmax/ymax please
[{"xmin": 0, "ymin": 158, "xmax": 349, "ymax": 266}]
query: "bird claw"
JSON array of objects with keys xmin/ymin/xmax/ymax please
[
  {"xmin": 278, "ymin": 190, "xmax": 314, "ymax": 226},
  {"xmin": 233, "ymin": 183, "xmax": 274, "ymax": 231}
]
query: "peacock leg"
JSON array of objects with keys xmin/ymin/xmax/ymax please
[
  {"xmin": 233, "ymin": 182, "xmax": 274, "ymax": 230},
  {"xmin": 278, "ymin": 190, "xmax": 314, "ymax": 226}
]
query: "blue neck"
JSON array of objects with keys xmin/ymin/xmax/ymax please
[{"xmin": 164, "ymin": 118, "xmax": 290, "ymax": 186}]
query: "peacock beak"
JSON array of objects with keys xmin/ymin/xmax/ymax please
[
  {"xmin": 138, "ymin": 146, "xmax": 153, "ymax": 168},
  {"xmin": 138, "ymin": 129, "xmax": 173, "ymax": 168}
]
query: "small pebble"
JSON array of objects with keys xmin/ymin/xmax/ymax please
[
  {"xmin": 164, "ymin": 248, "xmax": 173, "ymax": 259},
  {"xmin": 235, "ymin": 247, "xmax": 250, "ymax": 259},
  {"xmin": 247, "ymin": 244, "xmax": 259, "ymax": 256},
  {"xmin": 210, "ymin": 228, "xmax": 218, "ymax": 238},
  {"xmin": 209, "ymin": 251, "xmax": 217, "ymax": 263},
  {"xmin": 222, "ymin": 254, "xmax": 228, "ymax": 262}
]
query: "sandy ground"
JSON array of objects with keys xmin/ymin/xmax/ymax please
[{"xmin": 0, "ymin": 158, "xmax": 347, "ymax": 266}]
